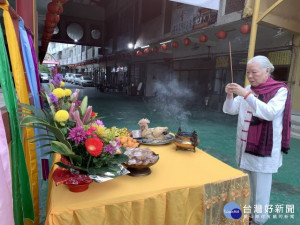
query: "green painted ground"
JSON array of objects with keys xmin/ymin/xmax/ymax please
[{"xmin": 40, "ymin": 85, "xmax": 300, "ymax": 224}]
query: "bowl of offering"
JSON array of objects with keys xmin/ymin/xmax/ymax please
[
  {"xmin": 123, "ymin": 147, "xmax": 159, "ymax": 176},
  {"xmin": 63, "ymin": 175, "xmax": 93, "ymax": 192}
]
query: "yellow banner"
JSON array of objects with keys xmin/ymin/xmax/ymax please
[
  {"xmin": 268, "ymin": 50, "xmax": 292, "ymax": 65},
  {"xmin": 216, "ymin": 56, "xmax": 229, "ymax": 68}
]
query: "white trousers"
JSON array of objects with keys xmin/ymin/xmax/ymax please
[{"xmin": 243, "ymin": 170, "xmax": 273, "ymax": 225}]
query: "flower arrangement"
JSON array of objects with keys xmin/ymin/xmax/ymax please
[{"xmin": 20, "ymin": 74, "xmax": 130, "ymax": 185}]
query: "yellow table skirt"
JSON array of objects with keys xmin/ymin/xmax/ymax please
[{"xmin": 45, "ymin": 144, "xmax": 250, "ymax": 225}]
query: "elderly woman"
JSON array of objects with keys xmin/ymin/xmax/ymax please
[{"xmin": 223, "ymin": 55, "xmax": 291, "ymax": 225}]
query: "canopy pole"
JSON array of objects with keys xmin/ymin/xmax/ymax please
[
  {"xmin": 256, "ymin": 0, "xmax": 284, "ymax": 22},
  {"xmin": 245, "ymin": 0, "xmax": 261, "ymax": 86}
]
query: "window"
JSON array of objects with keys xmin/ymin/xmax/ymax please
[{"xmin": 225, "ymin": 0, "xmax": 245, "ymax": 15}]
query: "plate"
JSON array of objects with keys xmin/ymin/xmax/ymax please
[{"xmin": 133, "ymin": 132, "xmax": 175, "ymax": 145}]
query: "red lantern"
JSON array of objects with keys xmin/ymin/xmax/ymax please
[
  {"xmin": 45, "ymin": 20, "xmax": 56, "ymax": 28},
  {"xmin": 217, "ymin": 30, "xmax": 227, "ymax": 39},
  {"xmin": 136, "ymin": 50, "xmax": 143, "ymax": 56},
  {"xmin": 144, "ymin": 48, "xmax": 151, "ymax": 55},
  {"xmin": 42, "ymin": 46, "xmax": 48, "ymax": 52},
  {"xmin": 42, "ymin": 31, "xmax": 53, "ymax": 40},
  {"xmin": 183, "ymin": 38, "xmax": 191, "ymax": 46},
  {"xmin": 47, "ymin": 2, "xmax": 63, "ymax": 15},
  {"xmin": 42, "ymin": 40, "xmax": 49, "ymax": 46},
  {"xmin": 53, "ymin": 0, "xmax": 68, "ymax": 4},
  {"xmin": 240, "ymin": 24, "xmax": 251, "ymax": 34},
  {"xmin": 46, "ymin": 13, "xmax": 60, "ymax": 23},
  {"xmin": 152, "ymin": 46, "xmax": 158, "ymax": 53},
  {"xmin": 45, "ymin": 27, "xmax": 54, "ymax": 33},
  {"xmin": 161, "ymin": 44, "xmax": 168, "ymax": 51},
  {"xmin": 199, "ymin": 34, "xmax": 208, "ymax": 43},
  {"xmin": 171, "ymin": 41, "xmax": 179, "ymax": 48}
]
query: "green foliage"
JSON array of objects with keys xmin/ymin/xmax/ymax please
[
  {"xmin": 19, "ymin": 103, "xmax": 72, "ymax": 150},
  {"xmin": 19, "ymin": 76, "xmax": 130, "ymax": 178},
  {"xmin": 80, "ymin": 96, "xmax": 88, "ymax": 116},
  {"xmin": 38, "ymin": 64, "xmax": 50, "ymax": 73}
]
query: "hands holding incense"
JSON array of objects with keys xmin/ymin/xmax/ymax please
[{"xmin": 225, "ymin": 83, "xmax": 248, "ymax": 99}]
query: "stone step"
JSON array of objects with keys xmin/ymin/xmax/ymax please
[
  {"xmin": 292, "ymin": 120, "xmax": 300, "ymax": 126},
  {"xmin": 291, "ymin": 126, "xmax": 300, "ymax": 132},
  {"xmin": 291, "ymin": 131, "xmax": 300, "ymax": 139},
  {"xmin": 291, "ymin": 122, "xmax": 300, "ymax": 130},
  {"xmin": 291, "ymin": 125, "xmax": 300, "ymax": 140},
  {"xmin": 291, "ymin": 114, "xmax": 300, "ymax": 123},
  {"xmin": 291, "ymin": 113, "xmax": 300, "ymax": 139}
]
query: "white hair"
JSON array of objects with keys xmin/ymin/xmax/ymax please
[{"xmin": 247, "ymin": 55, "xmax": 274, "ymax": 75}]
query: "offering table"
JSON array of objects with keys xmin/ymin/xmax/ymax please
[{"xmin": 45, "ymin": 144, "xmax": 250, "ymax": 225}]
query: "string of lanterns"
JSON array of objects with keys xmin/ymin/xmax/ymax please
[
  {"xmin": 68, "ymin": 23, "xmax": 251, "ymax": 67},
  {"xmin": 42, "ymin": 0, "xmax": 68, "ymax": 53},
  {"xmin": 134, "ymin": 23, "xmax": 250, "ymax": 56}
]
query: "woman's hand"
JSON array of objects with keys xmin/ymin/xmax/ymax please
[
  {"xmin": 225, "ymin": 83, "xmax": 234, "ymax": 99},
  {"xmin": 225, "ymin": 83, "xmax": 248, "ymax": 98}
]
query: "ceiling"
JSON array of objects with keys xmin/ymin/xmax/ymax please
[
  {"xmin": 36, "ymin": 0, "xmax": 108, "ymax": 47},
  {"xmin": 1, "ymin": 0, "xmax": 298, "ymax": 62}
]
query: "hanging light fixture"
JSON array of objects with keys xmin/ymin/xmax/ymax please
[{"xmin": 66, "ymin": 23, "xmax": 84, "ymax": 42}]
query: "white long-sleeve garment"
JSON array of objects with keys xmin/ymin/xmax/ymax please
[{"xmin": 223, "ymin": 85, "xmax": 288, "ymax": 173}]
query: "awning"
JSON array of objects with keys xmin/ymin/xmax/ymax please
[
  {"xmin": 42, "ymin": 60, "xmax": 59, "ymax": 65},
  {"xmin": 169, "ymin": 0, "xmax": 220, "ymax": 10}
]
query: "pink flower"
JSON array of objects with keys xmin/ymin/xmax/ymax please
[
  {"xmin": 82, "ymin": 106, "xmax": 92, "ymax": 123},
  {"xmin": 68, "ymin": 103, "xmax": 76, "ymax": 120},
  {"xmin": 74, "ymin": 110, "xmax": 83, "ymax": 127},
  {"xmin": 95, "ymin": 120, "xmax": 105, "ymax": 127},
  {"xmin": 70, "ymin": 89, "xmax": 80, "ymax": 102},
  {"xmin": 67, "ymin": 127, "xmax": 87, "ymax": 145}
]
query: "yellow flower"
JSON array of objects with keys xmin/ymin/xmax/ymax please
[
  {"xmin": 54, "ymin": 110, "xmax": 69, "ymax": 123},
  {"xmin": 96, "ymin": 126, "xmax": 108, "ymax": 138},
  {"xmin": 52, "ymin": 88, "xmax": 65, "ymax": 98},
  {"xmin": 64, "ymin": 89, "xmax": 72, "ymax": 96},
  {"xmin": 60, "ymin": 81, "xmax": 65, "ymax": 87}
]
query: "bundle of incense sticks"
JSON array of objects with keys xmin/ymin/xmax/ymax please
[{"xmin": 229, "ymin": 41, "xmax": 233, "ymax": 83}]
